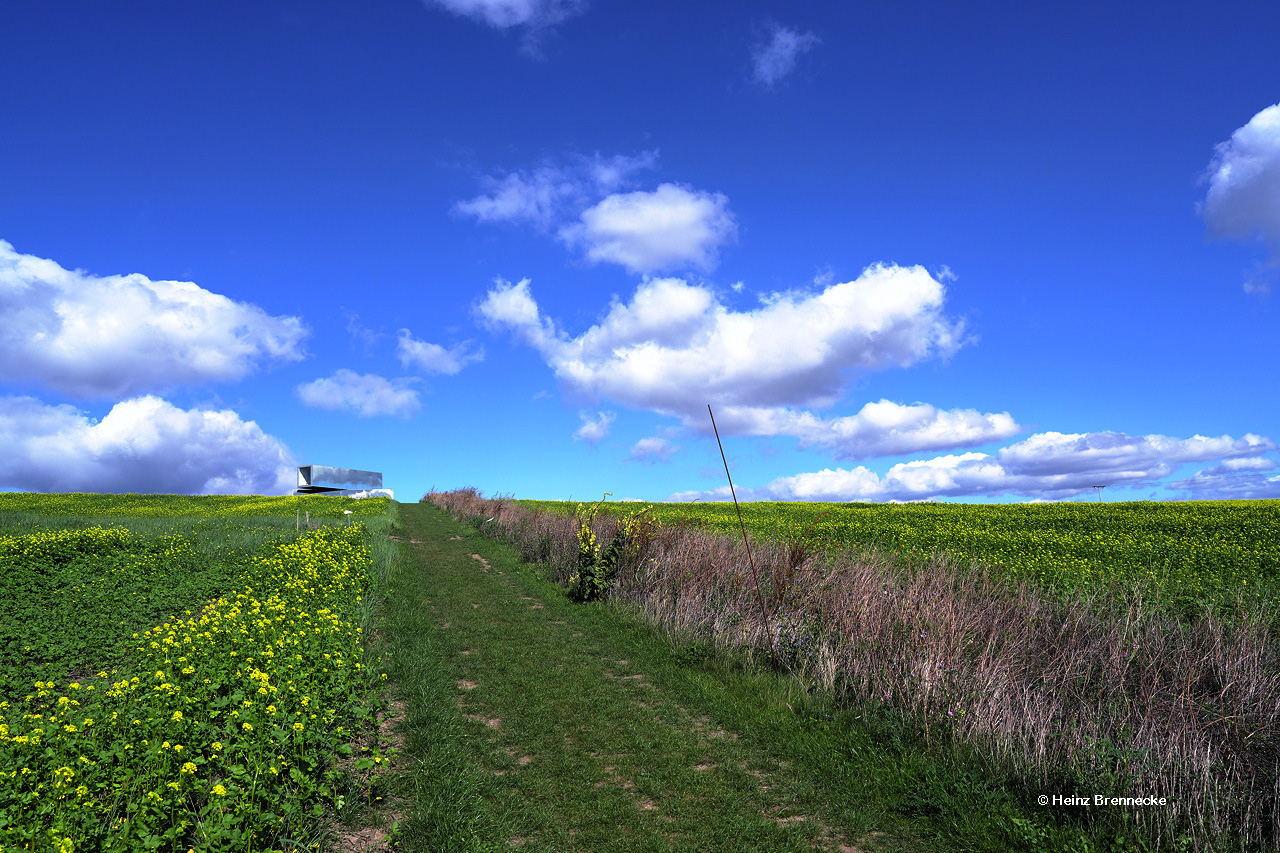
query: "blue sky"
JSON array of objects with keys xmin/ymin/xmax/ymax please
[{"xmin": 2, "ymin": 0, "xmax": 1278, "ymax": 503}]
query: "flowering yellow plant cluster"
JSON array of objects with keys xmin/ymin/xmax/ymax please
[
  {"xmin": 0, "ymin": 525, "xmax": 134, "ymax": 553},
  {"xmin": 0, "ymin": 520, "xmax": 388, "ymax": 852}
]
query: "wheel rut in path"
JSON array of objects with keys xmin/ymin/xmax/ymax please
[{"xmin": 393, "ymin": 504, "xmax": 888, "ymax": 853}]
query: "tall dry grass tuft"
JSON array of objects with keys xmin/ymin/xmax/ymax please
[{"xmin": 422, "ymin": 489, "xmax": 1280, "ymax": 850}]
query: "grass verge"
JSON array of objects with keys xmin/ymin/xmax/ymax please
[
  {"xmin": 423, "ymin": 489, "xmax": 1279, "ymax": 852},
  {"xmin": 383, "ymin": 502, "xmax": 1107, "ymax": 852}
]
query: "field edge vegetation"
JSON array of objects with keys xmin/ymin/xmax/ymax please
[{"xmin": 426, "ymin": 487, "xmax": 1280, "ymax": 853}]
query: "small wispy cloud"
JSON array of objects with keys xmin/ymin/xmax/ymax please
[
  {"xmin": 751, "ymin": 23, "xmax": 820, "ymax": 89},
  {"xmin": 344, "ymin": 311, "xmax": 384, "ymax": 355},
  {"xmin": 626, "ymin": 436, "xmax": 678, "ymax": 464},
  {"xmin": 423, "ymin": 0, "xmax": 588, "ymax": 56},
  {"xmin": 396, "ymin": 330, "xmax": 484, "ymax": 375},
  {"xmin": 573, "ymin": 410, "xmax": 615, "ymax": 443},
  {"xmin": 453, "ymin": 151, "xmax": 657, "ymax": 230},
  {"xmin": 296, "ymin": 370, "xmax": 421, "ymax": 418},
  {"xmin": 453, "ymin": 167, "xmax": 578, "ymax": 229},
  {"xmin": 1241, "ymin": 260, "xmax": 1276, "ymax": 296}
]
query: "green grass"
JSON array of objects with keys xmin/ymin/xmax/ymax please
[{"xmin": 386, "ymin": 502, "xmax": 1142, "ymax": 852}]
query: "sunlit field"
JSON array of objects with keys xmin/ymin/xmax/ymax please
[
  {"xmin": 521, "ymin": 498, "xmax": 1280, "ymax": 616},
  {"xmin": 0, "ymin": 494, "xmax": 394, "ymax": 852}
]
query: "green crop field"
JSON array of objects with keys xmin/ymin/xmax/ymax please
[
  {"xmin": 519, "ymin": 498, "xmax": 1280, "ymax": 613},
  {"xmin": 0, "ymin": 493, "xmax": 393, "ymax": 852}
]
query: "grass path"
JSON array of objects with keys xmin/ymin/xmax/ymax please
[{"xmin": 382, "ymin": 503, "xmax": 963, "ymax": 853}]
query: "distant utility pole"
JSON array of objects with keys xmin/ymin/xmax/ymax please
[{"xmin": 1092, "ymin": 485, "xmax": 1105, "ymax": 503}]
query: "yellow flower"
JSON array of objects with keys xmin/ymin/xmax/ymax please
[
  {"xmin": 211, "ymin": 784, "xmax": 227, "ymax": 796},
  {"xmin": 181, "ymin": 761, "xmax": 197, "ymax": 774}
]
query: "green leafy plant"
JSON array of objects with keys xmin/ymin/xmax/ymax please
[
  {"xmin": 568, "ymin": 494, "xmax": 657, "ymax": 603},
  {"xmin": 568, "ymin": 494, "xmax": 608, "ymax": 603}
]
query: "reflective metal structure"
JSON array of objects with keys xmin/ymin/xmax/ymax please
[{"xmin": 295, "ymin": 465, "xmax": 393, "ymax": 499}]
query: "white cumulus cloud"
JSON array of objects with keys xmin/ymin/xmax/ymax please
[
  {"xmin": 1201, "ymin": 456, "xmax": 1278, "ymax": 475},
  {"xmin": 710, "ymin": 399, "xmax": 1019, "ymax": 460},
  {"xmin": 296, "ymin": 370, "xmax": 421, "ymax": 418},
  {"xmin": 1167, "ymin": 455, "xmax": 1280, "ymax": 500},
  {"xmin": 1203, "ymin": 103, "xmax": 1280, "ymax": 247},
  {"xmin": 667, "ymin": 431, "xmax": 1277, "ymax": 502},
  {"xmin": 573, "ymin": 410, "xmax": 614, "ymax": 443},
  {"xmin": 476, "ymin": 267, "xmax": 1009, "ymax": 457},
  {"xmin": 559, "ymin": 183, "xmax": 738, "ymax": 274},
  {"xmin": 0, "ymin": 395, "xmax": 295, "ymax": 494},
  {"xmin": 751, "ymin": 23, "xmax": 820, "ymax": 88},
  {"xmin": 1203, "ymin": 103, "xmax": 1280, "ymax": 293},
  {"xmin": 396, "ymin": 330, "xmax": 483, "ymax": 375},
  {"xmin": 456, "ymin": 154, "xmax": 738, "ymax": 273},
  {"xmin": 627, "ymin": 436, "xmax": 678, "ymax": 464},
  {"xmin": 0, "ymin": 240, "xmax": 307, "ymax": 399}
]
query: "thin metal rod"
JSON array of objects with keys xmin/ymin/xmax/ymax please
[{"xmin": 708, "ymin": 404, "xmax": 775, "ymax": 664}]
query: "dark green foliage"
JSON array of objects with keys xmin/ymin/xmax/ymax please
[
  {"xmin": 568, "ymin": 527, "xmax": 626, "ymax": 603},
  {"xmin": 0, "ymin": 528, "xmax": 249, "ymax": 701}
]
